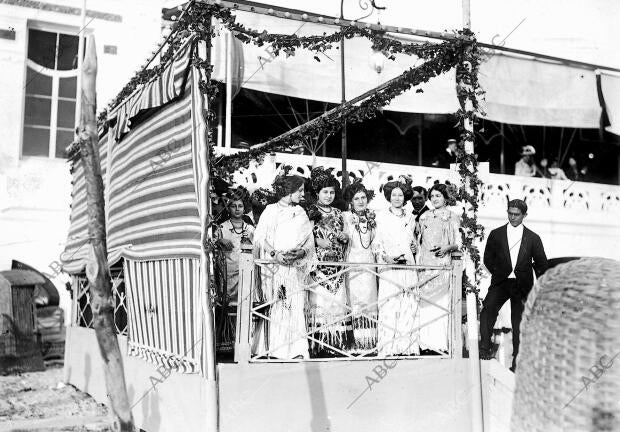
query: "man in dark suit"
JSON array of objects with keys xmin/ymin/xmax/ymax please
[
  {"xmin": 432, "ymin": 138, "xmax": 458, "ymax": 169},
  {"xmin": 479, "ymin": 199, "xmax": 548, "ymax": 371},
  {"xmin": 411, "ymin": 186, "xmax": 430, "ymax": 222}
]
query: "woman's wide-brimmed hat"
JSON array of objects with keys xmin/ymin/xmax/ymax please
[{"xmin": 521, "ymin": 145, "xmax": 536, "ymax": 156}]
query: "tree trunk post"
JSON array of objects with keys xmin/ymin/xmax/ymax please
[{"xmin": 78, "ymin": 35, "xmax": 135, "ymax": 432}]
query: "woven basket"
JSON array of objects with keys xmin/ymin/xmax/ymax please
[{"xmin": 511, "ymin": 258, "xmax": 620, "ymax": 432}]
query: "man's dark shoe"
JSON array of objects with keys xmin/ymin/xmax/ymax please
[
  {"xmin": 479, "ymin": 344, "xmax": 498, "ymax": 360},
  {"xmin": 480, "ymin": 350, "xmax": 495, "ymax": 360}
]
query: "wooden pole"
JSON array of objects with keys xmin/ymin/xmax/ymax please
[
  {"xmin": 461, "ymin": 1, "xmax": 484, "ymax": 431},
  {"xmin": 340, "ymin": 39, "xmax": 348, "ymax": 186},
  {"xmin": 74, "ymin": 0, "xmax": 86, "ymax": 134},
  {"xmin": 225, "ymin": 30, "xmax": 233, "ymax": 149},
  {"xmin": 339, "ymin": 1, "xmax": 348, "ymax": 187},
  {"xmin": 78, "ymin": 35, "xmax": 134, "ymax": 432},
  {"xmin": 198, "ymin": 16, "xmax": 219, "ymax": 431}
]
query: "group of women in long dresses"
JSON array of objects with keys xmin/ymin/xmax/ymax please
[{"xmin": 216, "ymin": 166, "xmax": 461, "ymax": 359}]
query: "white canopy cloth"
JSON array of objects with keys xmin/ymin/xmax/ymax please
[
  {"xmin": 601, "ymin": 72, "xmax": 620, "ymax": 136},
  {"xmin": 206, "ymin": 1, "xmax": 618, "ymax": 133}
]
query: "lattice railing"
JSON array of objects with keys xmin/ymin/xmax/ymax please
[
  {"xmin": 233, "ymin": 251, "xmax": 463, "ymax": 363},
  {"xmin": 75, "ymin": 275, "xmax": 93, "ymax": 329},
  {"xmin": 72, "ymin": 263, "xmax": 128, "ymax": 336}
]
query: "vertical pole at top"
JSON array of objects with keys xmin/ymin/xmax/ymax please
[
  {"xmin": 225, "ymin": 31, "xmax": 233, "ymax": 148},
  {"xmin": 339, "ymin": 1, "xmax": 348, "ymax": 187},
  {"xmin": 74, "ymin": 0, "xmax": 87, "ymax": 138},
  {"xmin": 500, "ymin": 123, "xmax": 505, "ymax": 174}
]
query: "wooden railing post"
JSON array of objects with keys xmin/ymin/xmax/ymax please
[
  {"xmin": 235, "ymin": 245, "xmax": 254, "ymax": 364},
  {"xmin": 450, "ymin": 252, "xmax": 464, "ymax": 359}
]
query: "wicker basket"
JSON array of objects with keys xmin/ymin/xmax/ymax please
[{"xmin": 511, "ymin": 258, "xmax": 620, "ymax": 432}]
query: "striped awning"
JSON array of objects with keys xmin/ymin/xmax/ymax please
[
  {"xmin": 61, "ymin": 36, "xmax": 207, "ymax": 272},
  {"xmin": 108, "ymin": 37, "xmax": 195, "ymax": 141}
]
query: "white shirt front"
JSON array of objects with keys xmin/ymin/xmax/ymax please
[{"xmin": 506, "ymin": 223, "xmax": 524, "ymax": 278}]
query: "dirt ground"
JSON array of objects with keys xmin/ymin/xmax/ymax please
[{"xmin": 0, "ymin": 365, "xmax": 112, "ymax": 431}]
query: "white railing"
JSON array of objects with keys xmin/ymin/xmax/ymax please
[
  {"xmin": 216, "ymin": 149, "xmax": 620, "ymax": 217},
  {"xmin": 232, "ymin": 249, "xmax": 464, "ymax": 363}
]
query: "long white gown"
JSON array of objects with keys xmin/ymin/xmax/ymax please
[
  {"xmin": 417, "ymin": 208, "xmax": 461, "ymax": 354},
  {"xmin": 253, "ymin": 203, "xmax": 316, "ymax": 359},
  {"xmin": 343, "ymin": 210, "xmax": 378, "ymax": 354},
  {"xmin": 374, "ymin": 208, "xmax": 420, "ymax": 356}
]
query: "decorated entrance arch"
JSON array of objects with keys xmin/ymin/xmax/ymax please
[{"xmin": 85, "ymin": 0, "xmax": 486, "ymax": 293}]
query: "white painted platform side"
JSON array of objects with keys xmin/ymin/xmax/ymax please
[
  {"xmin": 66, "ymin": 329, "xmax": 518, "ymax": 431},
  {"xmin": 481, "ymin": 359, "xmax": 515, "ymax": 432},
  {"xmin": 64, "ymin": 326, "xmax": 213, "ymax": 432},
  {"xmin": 218, "ymin": 359, "xmax": 477, "ymax": 432}
]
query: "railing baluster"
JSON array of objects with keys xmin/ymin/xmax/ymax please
[
  {"xmin": 451, "ymin": 252, "xmax": 464, "ymax": 359},
  {"xmin": 235, "ymin": 246, "xmax": 254, "ymax": 364}
]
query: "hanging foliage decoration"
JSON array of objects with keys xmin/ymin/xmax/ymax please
[{"xmin": 455, "ymin": 28, "xmax": 486, "ymax": 295}]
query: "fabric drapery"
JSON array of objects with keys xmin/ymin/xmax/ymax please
[{"xmin": 124, "ymin": 258, "xmax": 201, "ymax": 373}]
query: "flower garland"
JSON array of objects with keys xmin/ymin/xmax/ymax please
[
  {"xmin": 94, "ymin": 0, "xmax": 468, "ymax": 128},
  {"xmin": 211, "ymin": 42, "xmax": 463, "ymax": 178},
  {"xmin": 454, "ymin": 29, "xmax": 485, "ymax": 295}
]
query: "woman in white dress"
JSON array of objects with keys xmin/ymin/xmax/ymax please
[
  {"xmin": 417, "ymin": 183, "xmax": 461, "ymax": 354},
  {"xmin": 253, "ymin": 173, "xmax": 316, "ymax": 359},
  {"xmin": 375, "ymin": 179, "xmax": 420, "ymax": 356},
  {"xmin": 342, "ymin": 180, "xmax": 378, "ymax": 354},
  {"xmin": 213, "ymin": 189, "xmax": 255, "ymax": 353}
]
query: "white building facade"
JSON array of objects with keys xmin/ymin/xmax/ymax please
[{"xmin": 0, "ymin": 0, "xmax": 165, "ymax": 314}]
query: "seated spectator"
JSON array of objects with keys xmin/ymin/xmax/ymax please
[
  {"xmin": 548, "ymin": 159, "xmax": 568, "ymax": 180},
  {"xmin": 514, "ymin": 145, "xmax": 542, "ymax": 177},
  {"xmin": 432, "ymin": 139, "xmax": 458, "ymax": 169},
  {"xmin": 539, "ymin": 158, "xmax": 551, "ymax": 178},
  {"xmin": 566, "ymin": 157, "xmax": 583, "ymax": 182}
]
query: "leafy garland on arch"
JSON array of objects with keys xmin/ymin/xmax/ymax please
[
  {"xmin": 95, "ymin": 0, "xmax": 470, "ymax": 125},
  {"xmin": 454, "ymin": 29, "xmax": 486, "ymax": 295},
  {"xmin": 210, "ymin": 42, "xmax": 464, "ymax": 177}
]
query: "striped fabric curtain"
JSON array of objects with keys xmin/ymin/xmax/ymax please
[
  {"xmin": 61, "ymin": 35, "xmax": 212, "ymax": 374},
  {"xmin": 124, "ymin": 258, "xmax": 201, "ymax": 373},
  {"xmin": 61, "ymin": 132, "xmax": 110, "ymax": 274}
]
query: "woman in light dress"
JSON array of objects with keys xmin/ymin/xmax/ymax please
[
  {"xmin": 342, "ymin": 180, "xmax": 379, "ymax": 355},
  {"xmin": 213, "ymin": 189, "xmax": 255, "ymax": 353},
  {"xmin": 417, "ymin": 183, "xmax": 461, "ymax": 354},
  {"xmin": 306, "ymin": 167, "xmax": 350, "ymax": 357},
  {"xmin": 375, "ymin": 179, "xmax": 420, "ymax": 356},
  {"xmin": 253, "ymin": 173, "xmax": 316, "ymax": 359}
]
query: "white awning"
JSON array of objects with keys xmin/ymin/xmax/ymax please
[{"xmin": 208, "ymin": 2, "xmax": 618, "ymax": 133}]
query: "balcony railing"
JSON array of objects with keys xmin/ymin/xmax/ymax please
[
  {"xmin": 217, "ymin": 150, "xmax": 620, "ymax": 218},
  {"xmin": 231, "ymin": 249, "xmax": 464, "ymax": 363}
]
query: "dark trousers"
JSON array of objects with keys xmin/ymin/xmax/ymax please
[{"xmin": 479, "ymin": 279, "xmax": 526, "ymax": 368}]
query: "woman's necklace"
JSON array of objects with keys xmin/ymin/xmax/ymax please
[
  {"xmin": 353, "ymin": 210, "xmax": 373, "ymax": 248},
  {"xmin": 317, "ymin": 204, "xmax": 333, "ymax": 214},
  {"xmin": 230, "ymin": 220, "xmax": 245, "ymax": 235},
  {"xmin": 358, "ymin": 229, "xmax": 374, "ymax": 249},
  {"xmin": 389, "ymin": 207, "xmax": 405, "ymax": 218},
  {"xmin": 354, "ymin": 211, "xmax": 369, "ymax": 234}
]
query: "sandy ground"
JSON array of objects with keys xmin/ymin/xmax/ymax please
[{"xmin": 0, "ymin": 365, "xmax": 112, "ymax": 431}]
